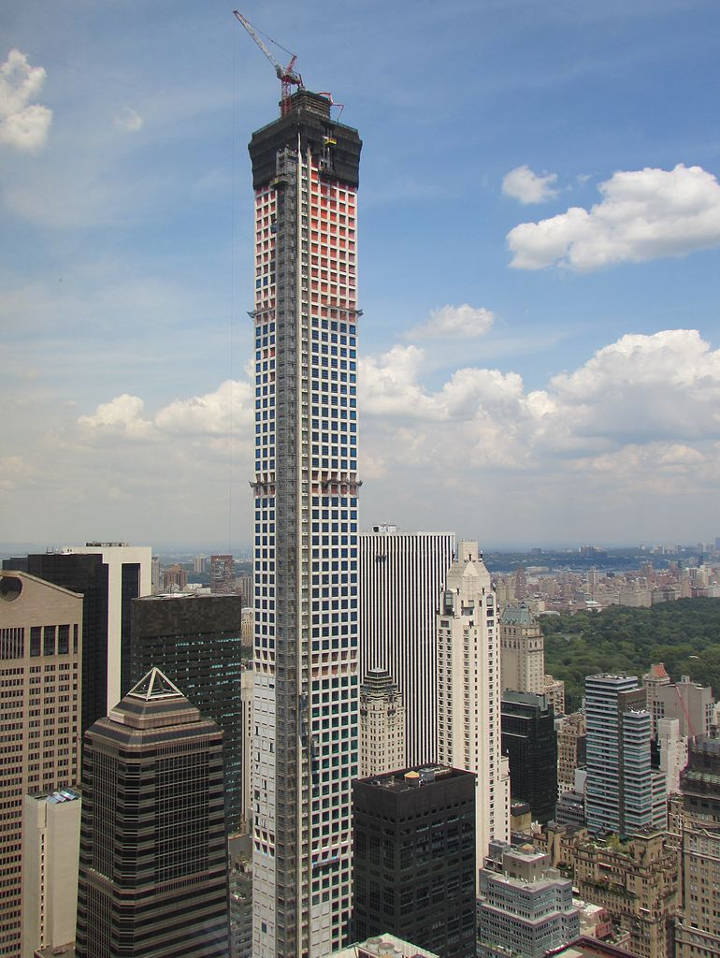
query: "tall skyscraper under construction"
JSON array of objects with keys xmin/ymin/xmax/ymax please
[{"xmin": 248, "ymin": 89, "xmax": 362, "ymax": 956}]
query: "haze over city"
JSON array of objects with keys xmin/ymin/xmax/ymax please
[{"xmin": 3, "ymin": 0, "xmax": 720, "ymax": 549}]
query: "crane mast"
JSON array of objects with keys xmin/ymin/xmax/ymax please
[{"xmin": 233, "ymin": 10, "xmax": 304, "ymax": 116}]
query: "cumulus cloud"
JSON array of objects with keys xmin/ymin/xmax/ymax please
[
  {"xmin": 0, "ymin": 49, "xmax": 52, "ymax": 152},
  {"xmin": 114, "ymin": 107, "xmax": 143, "ymax": 132},
  {"xmin": 411, "ymin": 304, "xmax": 495, "ymax": 339},
  {"xmin": 78, "ymin": 394, "xmax": 154, "ymax": 440},
  {"xmin": 508, "ymin": 164, "xmax": 720, "ymax": 270},
  {"xmin": 359, "ymin": 329, "xmax": 720, "ymax": 484},
  {"xmin": 502, "ymin": 165, "xmax": 559, "ymax": 204},
  {"xmin": 79, "ymin": 381, "xmax": 253, "ymax": 442},
  {"xmin": 360, "ymin": 346, "xmax": 440, "ymax": 419},
  {"xmin": 79, "ymin": 330, "xmax": 720, "ymax": 477},
  {"xmin": 544, "ymin": 329, "xmax": 720, "ymax": 442},
  {"xmin": 155, "ymin": 380, "xmax": 253, "ymax": 435},
  {"xmin": 65, "ymin": 328, "xmax": 720, "ymax": 543}
]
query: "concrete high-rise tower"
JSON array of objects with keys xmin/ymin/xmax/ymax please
[
  {"xmin": 585, "ymin": 674, "xmax": 667, "ymax": 836},
  {"xmin": 248, "ymin": 90, "xmax": 362, "ymax": 957},
  {"xmin": 436, "ymin": 541, "xmax": 510, "ymax": 876},
  {"xmin": 0, "ymin": 571, "xmax": 82, "ymax": 958},
  {"xmin": 359, "ymin": 525, "xmax": 455, "ymax": 765}
]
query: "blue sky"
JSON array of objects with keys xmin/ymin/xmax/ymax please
[{"xmin": 2, "ymin": 0, "xmax": 720, "ymax": 550}]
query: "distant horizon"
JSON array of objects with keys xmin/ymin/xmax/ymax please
[{"xmin": 2, "ymin": 539, "xmax": 716, "ymax": 561}]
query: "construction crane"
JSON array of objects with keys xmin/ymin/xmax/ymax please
[{"xmin": 233, "ymin": 11, "xmax": 304, "ymax": 116}]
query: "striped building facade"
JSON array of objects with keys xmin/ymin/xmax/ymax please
[{"xmin": 359, "ymin": 526, "xmax": 455, "ymax": 767}]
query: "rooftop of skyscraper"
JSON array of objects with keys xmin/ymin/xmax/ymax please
[{"xmin": 359, "ymin": 765, "xmax": 472, "ymax": 792}]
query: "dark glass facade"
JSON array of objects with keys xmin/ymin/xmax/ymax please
[
  {"xmin": 353, "ymin": 765, "xmax": 476, "ymax": 958},
  {"xmin": 501, "ymin": 692, "xmax": 557, "ymax": 824},
  {"xmin": 75, "ymin": 670, "xmax": 230, "ymax": 957},
  {"xmin": 119, "ymin": 562, "xmax": 140, "ymax": 696},
  {"xmin": 130, "ymin": 593, "xmax": 245, "ymax": 832},
  {"xmin": 4, "ymin": 553, "xmax": 109, "ymax": 737}
]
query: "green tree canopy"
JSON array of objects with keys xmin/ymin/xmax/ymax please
[{"xmin": 541, "ymin": 598, "xmax": 720, "ymax": 712}]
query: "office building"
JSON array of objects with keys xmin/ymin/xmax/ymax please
[
  {"xmin": 75, "ymin": 668, "xmax": 229, "ymax": 957},
  {"xmin": 437, "ymin": 541, "xmax": 510, "ymax": 871},
  {"xmin": 477, "ymin": 842, "xmax": 579, "ymax": 958},
  {"xmin": 556, "ymin": 712, "xmax": 586, "ymax": 794},
  {"xmin": 161, "ymin": 562, "xmax": 188, "ymax": 592},
  {"xmin": 555, "ymin": 779, "xmax": 586, "ymax": 828},
  {"xmin": 359, "ymin": 667, "xmax": 405, "ymax": 777},
  {"xmin": 4, "ymin": 543, "xmax": 151, "ymax": 734},
  {"xmin": 22, "ymin": 789, "xmax": 81, "ymax": 958},
  {"xmin": 248, "ymin": 88, "xmax": 362, "ymax": 956},
  {"xmin": 643, "ymin": 667, "xmax": 714, "ymax": 738},
  {"xmin": 675, "ymin": 734, "xmax": 720, "ymax": 957},
  {"xmin": 501, "ymin": 691, "xmax": 557, "ymax": 823},
  {"xmin": 210, "ymin": 554, "xmax": 235, "ymax": 593},
  {"xmin": 359, "ymin": 525, "xmax": 455, "ymax": 766},
  {"xmin": 353, "ymin": 766, "xmax": 476, "ymax": 958},
  {"xmin": 584, "ymin": 674, "xmax": 666, "ymax": 836},
  {"xmin": 130, "ymin": 592, "xmax": 245, "ymax": 831},
  {"xmin": 500, "ymin": 603, "xmax": 545, "ymax": 695},
  {"xmin": 0, "ymin": 570, "xmax": 82, "ymax": 958}
]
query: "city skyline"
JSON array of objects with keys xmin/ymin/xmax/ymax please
[{"xmin": 4, "ymin": 0, "xmax": 720, "ymax": 549}]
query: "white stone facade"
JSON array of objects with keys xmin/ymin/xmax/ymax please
[{"xmin": 436, "ymin": 541, "xmax": 510, "ymax": 883}]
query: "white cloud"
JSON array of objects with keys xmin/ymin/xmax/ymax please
[
  {"xmin": 114, "ymin": 107, "xmax": 143, "ymax": 132},
  {"xmin": 155, "ymin": 380, "xmax": 253, "ymax": 435},
  {"xmin": 543, "ymin": 329, "xmax": 720, "ymax": 442},
  {"xmin": 26, "ymin": 327, "xmax": 720, "ymax": 546},
  {"xmin": 75, "ymin": 328, "xmax": 719, "ymax": 478},
  {"xmin": 79, "ymin": 380, "xmax": 254, "ymax": 442},
  {"xmin": 360, "ymin": 346, "xmax": 440, "ymax": 419},
  {"xmin": 0, "ymin": 49, "xmax": 52, "ymax": 152},
  {"xmin": 359, "ymin": 329, "xmax": 720, "ymax": 487},
  {"xmin": 78, "ymin": 394, "xmax": 154, "ymax": 440},
  {"xmin": 502, "ymin": 165, "xmax": 559, "ymax": 204},
  {"xmin": 412, "ymin": 304, "xmax": 495, "ymax": 339},
  {"xmin": 508, "ymin": 164, "xmax": 720, "ymax": 270}
]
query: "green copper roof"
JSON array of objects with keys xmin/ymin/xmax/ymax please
[{"xmin": 500, "ymin": 603, "xmax": 537, "ymax": 626}]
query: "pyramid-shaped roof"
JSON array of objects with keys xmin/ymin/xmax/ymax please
[{"xmin": 127, "ymin": 667, "xmax": 184, "ymax": 701}]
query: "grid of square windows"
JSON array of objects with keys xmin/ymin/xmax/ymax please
[{"xmin": 252, "ymin": 151, "xmax": 360, "ymax": 948}]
